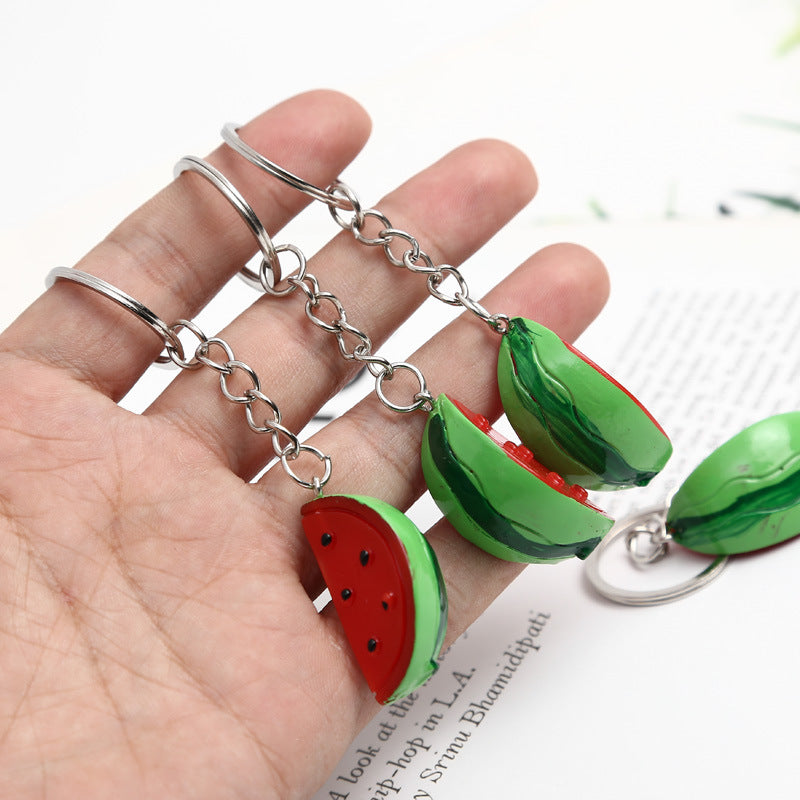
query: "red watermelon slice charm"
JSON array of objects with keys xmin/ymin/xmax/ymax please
[
  {"xmin": 301, "ymin": 494, "xmax": 447, "ymax": 704},
  {"xmin": 421, "ymin": 394, "xmax": 613, "ymax": 562}
]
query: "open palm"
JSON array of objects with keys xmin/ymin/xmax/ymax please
[{"xmin": 0, "ymin": 91, "xmax": 608, "ymax": 799}]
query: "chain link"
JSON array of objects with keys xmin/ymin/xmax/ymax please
[
  {"xmin": 334, "ymin": 320, "xmax": 372, "ymax": 361},
  {"xmin": 243, "ymin": 388, "xmax": 282, "ymax": 432},
  {"xmin": 281, "ymin": 444, "xmax": 332, "ymax": 491},
  {"xmin": 258, "ymin": 243, "xmax": 307, "ymax": 297},
  {"xmin": 196, "ymin": 338, "xmax": 236, "ymax": 374},
  {"xmin": 427, "ymin": 266, "xmax": 470, "ymax": 306},
  {"xmin": 402, "ymin": 249, "xmax": 439, "ymax": 276},
  {"xmin": 352, "ymin": 209, "xmax": 393, "ymax": 247},
  {"xmin": 375, "ymin": 363, "xmax": 434, "ymax": 414},
  {"xmin": 306, "ymin": 292, "xmax": 348, "ymax": 333},
  {"xmin": 165, "ymin": 319, "xmax": 206, "ymax": 370},
  {"xmin": 381, "ymin": 228, "xmax": 420, "ymax": 268},
  {"xmin": 219, "ymin": 360, "xmax": 260, "ymax": 403},
  {"xmin": 357, "ymin": 352, "xmax": 396, "ymax": 379}
]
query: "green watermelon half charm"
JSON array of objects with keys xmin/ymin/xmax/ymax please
[
  {"xmin": 301, "ymin": 494, "xmax": 447, "ymax": 704},
  {"xmin": 421, "ymin": 394, "xmax": 613, "ymax": 563},
  {"xmin": 497, "ymin": 317, "xmax": 672, "ymax": 491},
  {"xmin": 666, "ymin": 412, "xmax": 800, "ymax": 555}
]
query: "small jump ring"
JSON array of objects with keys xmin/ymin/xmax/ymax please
[
  {"xmin": 175, "ymin": 155, "xmax": 279, "ymax": 289},
  {"xmin": 489, "ymin": 313, "xmax": 511, "ymax": 335},
  {"xmin": 625, "ymin": 522, "xmax": 672, "ymax": 566},
  {"xmin": 46, "ymin": 267, "xmax": 181, "ymax": 365},
  {"xmin": 585, "ymin": 507, "xmax": 728, "ymax": 606},
  {"xmin": 374, "ymin": 362, "xmax": 432, "ymax": 414},
  {"xmin": 221, "ymin": 123, "xmax": 348, "ymax": 210},
  {"xmin": 280, "ymin": 443, "xmax": 333, "ymax": 492},
  {"xmin": 328, "ymin": 181, "xmax": 364, "ymax": 231},
  {"xmin": 261, "ymin": 244, "xmax": 308, "ymax": 297}
]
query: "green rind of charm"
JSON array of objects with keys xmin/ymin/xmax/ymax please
[
  {"xmin": 666, "ymin": 412, "xmax": 800, "ymax": 555},
  {"xmin": 421, "ymin": 394, "xmax": 613, "ymax": 563},
  {"xmin": 497, "ymin": 317, "xmax": 672, "ymax": 491},
  {"xmin": 347, "ymin": 495, "xmax": 448, "ymax": 703}
]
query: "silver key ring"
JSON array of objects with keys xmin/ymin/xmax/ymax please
[
  {"xmin": 221, "ymin": 123, "xmax": 350, "ymax": 211},
  {"xmin": 46, "ymin": 267, "xmax": 181, "ymax": 364},
  {"xmin": 174, "ymin": 155, "xmax": 279, "ymax": 289},
  {"xmin": 585, "ymin": 506, "xmax": 728, "ymax": 606}
]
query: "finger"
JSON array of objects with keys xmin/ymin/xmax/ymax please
[
  {"xmin": 149, "ymin": 139, "xmax": 539, "ymax": 479},
  {"xmin": 428, "ymin": 247, "xmax": 612, "ymax": 645},
  {"xmin": 0, "ymin": 90, "xmax": 372, "ymax": 400},
  {"xmin": 287, "ymin": 242, "xmax": 610, "ymax": 604}
]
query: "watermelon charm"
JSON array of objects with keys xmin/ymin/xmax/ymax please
[
  {"xmin": 421, "ymin": 394, "xmax": 613, "ymax": 563},
  {"xmin": 666, "ymin": 412, "xmax": 800, "ymax": 555},
  {"xmin": 301, "ymin": 494, "xmax": 447, "ymax": 704},
  {"xmin": 497, "ymin": 317, "xmax": 672, "ymax": 491}
]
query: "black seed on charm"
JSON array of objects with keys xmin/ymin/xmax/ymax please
[
  {"xmin": 320, "ymin": 533, "xmax": 333, "ymax": 547},
  {"xmin": 341, "ymin": 588, "xmax": 352, "ymax": 601},
  {"xmin": 367, "ymin": 638, "xmax": 378, "ymax": 652},
  {"xmin": 359, "ymin": 550, "xmax": 370, "ymax": 566},
  {"xmin": 381, "ymin": 601, "xmax": 389, "ymax": 610}
]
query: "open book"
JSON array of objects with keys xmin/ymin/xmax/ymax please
[{"xmin": 313, "ymin": 219, "xmax": 800, "ymax": 800}]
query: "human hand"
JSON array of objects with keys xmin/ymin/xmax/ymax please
[{"xmin": 0, "ymin": 90, "xmax": 608, "ymax": 799}]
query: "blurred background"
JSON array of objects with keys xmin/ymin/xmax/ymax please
[{"xmin": 1, "ymin": 0, "xmax": 798, "ymax": 327}]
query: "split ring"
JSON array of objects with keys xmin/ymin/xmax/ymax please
[
  {"xmin": 174, "ymin": 155, "xmax": 279, "ymax": 289},
  {"xmin": 46, "ymin": 267, "xmax": 180, "ymax": 365},
  {"xmin": 221, "ymin": 123, "xmax": 349, "ymax": 210},
  {"xmin": 585, "ymin": 507, "xmax": 728, "ymax": 606}
]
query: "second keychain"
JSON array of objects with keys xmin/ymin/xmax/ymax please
[{"xmin": 178, "ymin": 154, "xmax": 625, "ymax": 565}]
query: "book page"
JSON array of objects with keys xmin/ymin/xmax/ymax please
[{"xmin": 313, "ymin": 222, "xmax": 800, "ymax": 800}]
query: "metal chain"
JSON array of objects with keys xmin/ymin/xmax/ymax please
[
  {"xmin": 328, "ymin": 179, "xmax": 511, "ymax": 335},
  {"xmin": 178, "ymin": 148, "xmax": 436, "ymax": 415},
  {"xmin": 278, "ymin": 267, "xmax": 435, "ymax": 414},
  {"xmin": 219, "ymin": 126, "xmax": 510, "ymax": 334},
  {"xmin": 237, "ymin": 228, "xmax": 435, "ymax": 415},
  {"xmin": 164, "ymin": 320, "xmax": 332, "ymax": 493}
]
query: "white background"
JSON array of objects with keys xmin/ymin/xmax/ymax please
[
  {"xmin": 2, "ymin": 1, "xmax": 800, "ymax": 798},
  {"xmin": 2, "ymin": 0, "xmax": 799, "ymax": 324}
]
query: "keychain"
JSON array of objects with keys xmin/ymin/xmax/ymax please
[
  {"xmin": 217, "ymin": 127, "xmax": 675, "ymax": 564},
  {"xmin": 220, "ymin": 123, "xmax": 672, "ymax": 493},
  {"xmin": 585, "ymin": 411, "xmax": 800, "ymax": 605},
  {"xmin": 45, "ymin": 258, "xmax": 447, "ymax": 706},
  {"xmin": 177, "ymin": 154, "xmax": 617, "ymax": 564}
]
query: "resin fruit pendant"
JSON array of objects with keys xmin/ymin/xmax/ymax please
[
  {"xmin": 421, "ymin": 394, "xmax": 613, "ymax": 563},
  {"xmin": 666, "ymin": 412, "xmax": 800, "ymax": 555},
  {"xmin": 497, "ymin": 317, "xmax": 672, "ymax": 491},
  {"xmin": 301, "ymin": 494, "xmax": 447, "ymax": 704}
]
